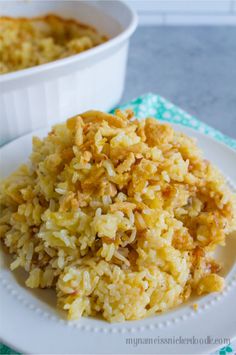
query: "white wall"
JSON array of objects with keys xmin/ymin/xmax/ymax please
[{"xmin": 125, "ymin": 0, "xmax": 236, "ymax": 25}]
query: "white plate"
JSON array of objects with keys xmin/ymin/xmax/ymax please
[{"xmin": 0, "ymin": 124, "xmax": 236, "ymax": 354}]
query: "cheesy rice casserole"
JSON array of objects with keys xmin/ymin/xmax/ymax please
[
  {"xmin": 0, "ymin": 15, "xmax": 107, "ymax": 74},
  {"xmin": 0, "ymin": 110, "xmax": 235, "ymax": 322}
]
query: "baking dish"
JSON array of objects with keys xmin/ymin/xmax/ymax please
[{"xmin": 0, "ymin": 0, "xmax": 138, "ymax": 146}]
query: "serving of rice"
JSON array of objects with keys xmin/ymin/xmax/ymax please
[
  {"xmin": 0, "ymin": 14, "xmax": 107, "ymax": 74},
  {"xmin": 0, "ymin": 109, "xmax": 235, "ymax": 322}
]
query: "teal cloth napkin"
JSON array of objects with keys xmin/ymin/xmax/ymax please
[{"xmin": 1, "ymin": 93, "xmax": 235, "ymax": 355}]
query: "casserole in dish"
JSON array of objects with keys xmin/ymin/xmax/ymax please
[{"xmin": 0, "ymin": 0, "xmax": 137, "ymax": 145}]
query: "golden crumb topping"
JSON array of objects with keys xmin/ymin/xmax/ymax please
[{"xmin": 0, "ymin": 15, "xmax": 107, "ymax": 74}]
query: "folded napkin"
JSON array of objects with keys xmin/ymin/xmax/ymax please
[
  {"xmin": 115, "ymin": 93, "xmax": 236, "ymax": 150},
  {"xmin": 1, "ymin": 94, "xmax": 235, "ymax": 355}
]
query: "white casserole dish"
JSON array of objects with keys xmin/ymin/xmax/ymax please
[{"xmin": 0, "ymin": 0, "xmax": 138, "ymax": 146}]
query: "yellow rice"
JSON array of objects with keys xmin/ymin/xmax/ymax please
[
  {"xmin": 0, "ymin": 14, "xmax": 107, "ymax": 74},
  {"xmin": 0, "ymin": 109, "xmax": 236, "ymax": 322}
]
